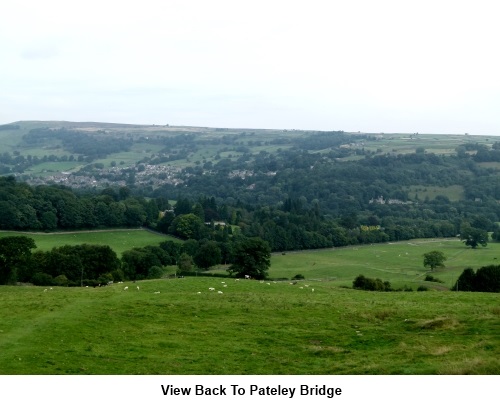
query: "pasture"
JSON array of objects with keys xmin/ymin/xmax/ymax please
[
  {"xmin": 0, "ymin": 229, "xmax": 172, "ymax": 256},
  {"xmin": 0, "ymin": 277, "xmax": 498, "ymax": 375},
  {"xmin": 0, "ymin": 233, "xmax": 499, "ymax": 374},
  {"xmin": 266, "ymin": 238, "xmax": 500, "ymax": 290}
]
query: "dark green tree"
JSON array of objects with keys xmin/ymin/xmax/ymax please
[
  {"xmin": 423, "ymin": 250, "xmax": 446, "ymax": 271},
  {"xmin": 0, "ymin": 236, "xmax": 37, "ymax": 284},
  {"xmin": 193, "ymin": 241, "xmax": 222, "ymax": 270},
  {"xmin": 228, "ymin": 237, "xmax": 271, "ymax": 280},
  {"xmin": 460, "ymin": 225, "xmax": 488, "ymax": 249},
  {"xmin": 452, "ymin": 267, "xmax": 476, "ymax": 291}
]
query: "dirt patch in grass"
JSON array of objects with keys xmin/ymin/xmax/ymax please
[
  {"xmin": 418, "ymin": 317, "xmax": 459, "ymax": 330},
  {"xmin": 430, "ymin": 346, "xmax": 452, "ymax": 355}
]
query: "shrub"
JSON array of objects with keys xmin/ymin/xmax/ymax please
[
  {"xmin": 32, "ymin": 272, "xmax": 54, "ymax": 286},
  {"xmin": 54, "ymin": 274, "xmax": 69, "ymax": 286},
  {"xmin": 424, "ymin": 274, "xmax": 444, "ymax": 283},
  {"xmin": 353, "ymin": 274, "xmax": 391, "ymax": 291},
  {"xmin": 417, "ymin": 285, "xmax": 429, "ymax": 291},
  {"xmin": 292, "ymin": 274, "xmax": 305, "ymax": 280},
  {"xmin": 148, "ymin": 265, "xmax": 164, "ymax": 279}
]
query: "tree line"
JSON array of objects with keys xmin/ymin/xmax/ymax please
[{"xmin": 0, "ymin": 233, "xmax": 271, "ymax": 286}]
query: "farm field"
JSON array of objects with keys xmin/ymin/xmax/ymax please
[
  {"xmin": 0, "ymin": 233, "xmax": 499, "ymax": 375},
  {"xmin": 0, "ymin": 277, "xmax": 498, "ymax": 375},
  {"xmin": 0, "ymin": 229, "xmax": 173, "ymax": 256}
]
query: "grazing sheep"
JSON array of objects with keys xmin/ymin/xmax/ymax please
[
  {"xmin": 223, "ymin": 284, "xmax": 228, "ymax": 287},
  {"xmin": 217, "ymin": 291, "xmax": 223, "ymax": 294},
  {"xmin": 154, "ymin": 291, "xmax": 160, "ymax": 294},
  {"xmin": 124, "ymin": 286, "xmax": 128, "ymax": 291},
  {"xmin": 137, "ymin": 286, "xmax": 140, "ymax": 290},
  {"xmin": 221, "ymin": 281, "xmax": 226, "ymax": 284},
  {"xmin": 244, "ymin": 275, "xmax": 250, "ymax": 279},
  {"xmin": 209, "ymin": 287, "xmax": 215, "ymax": 291},
  {"xmin": 266, "ymin": 283, "xmax": 271, "ymax": 285},
  {"xmin": 312, "ymin": 288, "xmax": 315, "ymax": 292},
  {"xmin": 43, "ymin": 289, "xmax": 47, "ymax": 292}
]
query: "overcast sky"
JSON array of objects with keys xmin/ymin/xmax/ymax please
[{"xmin": 1, "ymin": 0, "xmax": 499, "ymax": 134}]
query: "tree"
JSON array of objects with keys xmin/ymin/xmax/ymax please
[
  {"xmin": 452, "ymin": 266, "xmax": 500, "ymax": 292},
  {"xmin": 193, "ymin": 241, "xmax": 221, "ymax": 270},
  {"xmin": 0, "ymin": 236, "xmax": 37, "ymax": 284},
  {"xmin": 452, "ymin": 267, "xmax": 476, "ymax": 291},
  {"xmin": 423, "ymin": 250, "xmax": 446, "ymax": 271},
  {"xmin": 228, "ymin": 237, "xmax": 271, "ymax": 280},
  {"xmin": 177, "ymin": 253, "xmax": 193, "ymax": 274},
  {"xmin": 460, "ymin": 225, "xmax": 488, "ymax": 249},
  {"xmin": 169, "ymin": 214, "xmax": 205, "ymax": 239}
]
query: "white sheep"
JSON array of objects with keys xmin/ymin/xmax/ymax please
[
  {"xmin": 136, "ymin": 286, "xmax": 140, "ymax": 290},
  {"xmin": 217, "ymin": 291, "xmax": 223, "ymax": 294},
  {"xmin": 154, "ymin": 291, "xmax": 160, "ymax": 294},
  {"xmin": 124, "ymin": 286, "xmax": 128, "ymax": 291},
  {"xmin": 223, "ymin": 284, "xmax": 228, "ymax": 287},
  {"xmin": 209, "ymin": 287, "xmax": 215, "ymax": 291}
]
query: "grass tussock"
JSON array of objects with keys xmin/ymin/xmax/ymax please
[
  {"xmin": 418, "ymin": 317, "xmax": 459, "ymax": 330},
  {"xmin": 373, "ymin": 309, "xmax": 398, "ymax": 321}
]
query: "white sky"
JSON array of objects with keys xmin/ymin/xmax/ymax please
[{"xmin": 1, "ymin": 0, "xmax": 499, "ymax": 134}]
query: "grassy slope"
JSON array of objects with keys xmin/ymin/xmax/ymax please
[
  {"xmin": 0, "ymin": 229, "xmax": 175, "ymax": 256},
  {"xmin": 0, "ymin": 231, "xmax": 499, "ymax": 375},
  {"xmin": 0, "ymin": 278, "xmax": 498, "ymax": 375}
]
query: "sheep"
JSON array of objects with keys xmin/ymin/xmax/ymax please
[
  {"xmin": 311, "ymin": 288, "xmax": 315, "ymax": 292},
  {"xmin": 223, "ymin": 284, "xmax": 228, "ymax": 287},
  {"xmin": 124, "ymin": 286, "xmax": 128, "ymax": 291},
  {"xmin": 221, "ymin": 281, "xmax": 226, "ymax": 284},
  {"xmin": 244, "ymin": 275, "xmax": 250, "ymax": 279},
  {"xmin": 43, "ymin": 289, "xmax": 47, "ymax": 292},
  {"xmin": 209, "ymin": 287, "xmax": 215, "ymax": 291},
  {"xmin": 136, "ymin": 286, "xmax": 140, "ymax": 290},
  {"xmin": 217, "ymin": 291, "xmax": 223, "ymax": 294},
  {"xmin": 154, "ymin": 291, "xmax": 160, "ymax": 294}
]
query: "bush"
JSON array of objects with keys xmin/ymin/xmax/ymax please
[
  {"xmin": 417, "ymin": 285, "xmax": 429, "ymax": 291},
  {"xmin": 32, "ymin": 272, "xmax": 54, "ymax": 286},
  {"xmin": 292, "ymin": 274, "xmax": 305, "ymax": 280},
  {"xmin": 353, "ymin": 274, "xmax": 391, "ymax": 291},
  {"xmin": 54, "ymin": 274, "xmax": 69, "ymax": 286},
  {"xmin": 148, "ymin": 265, "xmax": 164, "ymax": 280},
  {"xmin": 424, "ymin": 274, "xmax": 444, "ymax": 283}
]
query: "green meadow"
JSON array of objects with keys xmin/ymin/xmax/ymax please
[
  {"xmin": 0, "ymin": 277, "xmax": 498, "ymax": 375},
  {"xmin": 0, "ymin": 229, "xmax": 172, "ymax": 256},
  {"xmin": 0, "ymin": 232, "xmax": 499, "ymax": 374}
]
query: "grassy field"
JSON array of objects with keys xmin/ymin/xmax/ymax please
[
  {"xmin": 0, "ymin": 232, "xmax": 499, "ymax": 374},
  {"xmin": 0, "ymin": 277, "xmax": 498, "ymax": 375},
  {"xmin": 0, "ymin": 229, "xmax": 174, "ymax": 256}
]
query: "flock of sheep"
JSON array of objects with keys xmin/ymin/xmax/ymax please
[{"xmin": 43, "ymin": 278, "xmax": 316, "ymax": 295}]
